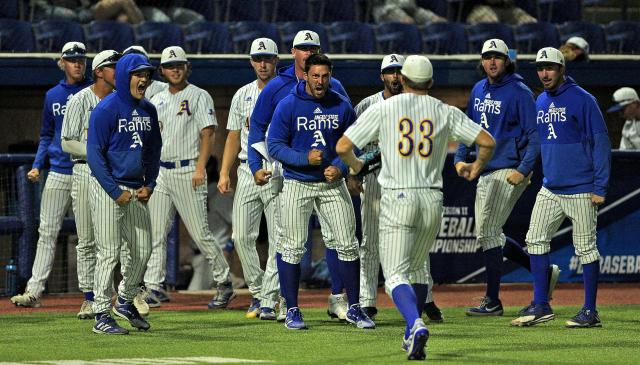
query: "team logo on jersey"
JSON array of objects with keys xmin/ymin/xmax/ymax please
[
  {"xmin": 485, "ymin": 93, "xmax": 491, "ymax": 99},
  {"xmin": 178, "ymin": 100, "xmax": 192, "ymax": 116},
  {"xmin": 313, "ymin": 107, "xmax": 322, "ymax": 114},
  {"xmin": 132, "ymin": 109, "xmax": 139, "ymax": 116},
  {"xmin": 118, "ymin": 113, "xmax": 152, "ymax": 133},
  {"xmin": 536, "ymin": 102, "xmax": 566, "ymax": 140},
  {"xmin": 310, "ymin": 130, "xmax": 326, "ymax": 148},
  {"xmin": 130, "ymin": 132, "xmax": 143, "ymax": 149},
  {"xmin": 473, "ymin": 97, "xmax": 501, "ymax": 115},
  {"xmin": 296, "ymin": 113, "xmax": 339, "ymax": 131},
  {"xmin": 52, "ymin": 94, "xmax": 74, "ymax": 116}
]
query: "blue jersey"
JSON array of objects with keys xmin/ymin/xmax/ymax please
[
  {"xmin": 33, "ymin": 78, "xmax": 91, "ymax": 174},
  {"xmin": 267, "ymin": 81, "xmax": 356, "ymax": 182},
  {"xmin": 87, "ymin": 54, "xmax": 162, "ymax": 200},
  {"xmin": 247, "ymin": 64, "xmax": 349, "ymax": 175},
  {"xmin": 455, "ymin": 73, "xmax": 539, "ymax": 176},
  {"xmin": 535, "ymin": 77, "xmax": 611, "ymax": 196}
]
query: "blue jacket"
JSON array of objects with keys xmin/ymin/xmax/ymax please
[
  {"xmin": 247, "ymin": 64, "xmax": 349, "ymax": 175},
  {"xmin": 267, "ymin": 81, "xmax": 355, "ymax": 182},
  {"xmin": 535, "ymin": 77, "xmax": 611, "ymax": 197},
  {"xmin": 455, "ymin": 73, "xmax": 540, "ymax": 176},
  {"xmin": 33, "ymin": 78, "xmax": 92, "ymax": 174},
  {"xmin": 87, "ymin": 54, "xmax": 162, "ymax": 200}
]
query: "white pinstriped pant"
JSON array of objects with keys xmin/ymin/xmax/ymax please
[
  {"xmin": 144, "ymin": 166, "xmax": 230, "ymax": 290},
  {"xmin": 70, "ymin": 163, "xmax": 96, "ymax": 293},
  {"xmin": 526, "ymin": 187, "xmax": 600, "ymax": 264},
  {"xmin": 90, "ymin": 180, "xmax": 152, "ymax": 314},
  {"xmin": 475, "ymin": 168, "xmax": 530, "ymax": 251},
  {"xmin": 379, "ymin": 188, "xmax": 442, "ymax": 294},
  {"xmin": 232, "ymin": 163, "xmax": 281, "ymax": 308},
  {"xmin": 279, "ymin": 179, "xmax": 358, "ymax": 264},
  {"xmin": 25, "ymin": 171, "xmax": 72, "ymax": 297}
]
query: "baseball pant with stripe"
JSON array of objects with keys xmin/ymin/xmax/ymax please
[
  {"xmin": 232, "ymin": 163, "xmax": 281, "ymax": 308},
  {"xmin": 475, "ymin": 169, "xmax": 530, "ymax": 251},
  {"xmin": 145, "ymin": 166, "xmax": 230, "ymax": 290},
  {"xmin": 379, "ymin": 189, "xmax": 442, "ymax": 294},
  {"xmin": 71, "ymin": 163, "xmax": 96, "ymax": 293},
  {"xmin": 25, "ymin": 171, "xmax": 73, "ymax": 297},
  {"xmin": 91, "ymin": 180, "xmax": 152, "ymax": 314},
  {"xmin": 526, "ymin": 187, "xmax": 600, "ymax": 264}
]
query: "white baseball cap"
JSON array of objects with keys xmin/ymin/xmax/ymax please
[
  {"xmin": 381, "ymin": 54, "xmax": 405, "ymax": 71},
  {"xmin": 481, "ymin": 38, "xmax": 509, "ymax": 56},
  {"xmin": 293, "ymin": 30, "xmax": 320, "ymax": 48},
  {"xmin": 92, "ymin": 50, "xmax": 119, "ymax": 71},
  {"xmin": 607, "ymin": 87, "xmax": 639, "ymax": 113},
  {"xmin": 161, "ymin": 46, "xmax": 188, "ymax": 65},
  {"xmin": 250, "ymin": 38, "xmax": 278, "ymax": 56},
  {"xmin": 123, "ymin": 45, "xmax": 148, "ymax": 58},
  {"xmin": 401, "ymin": 55, "xmax": 433, "ymax": 82},
  {"xmin": 61, "ymin": 41, "xmax": 86, "ymax": 59},
  {"xmin": 566, "ymin": 36, "xmax": 590, "ymax": 54},
  {"xmin": 536, "ymin": 47, "xmax": 565, "ymax": 66}
]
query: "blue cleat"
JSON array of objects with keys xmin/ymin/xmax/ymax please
[
  {"xmin": 511, "ymin": 302, "xmax": 555, "ymax": 327},
  {"xmin": 465, "ymin": 297, "xmax": 503, "ymax": 316},
  {"xmin": 346, "ymin": 304, "xmax": 376, "ymax": 329},
  {"xmin": 246, "ymin": 298, "xmax": 261, "ymax": 319},
  {"xmin": 566, "ymin": 308, "xmax": 601, "ymax": 328},
  {"xmin": 93, "ymin": 313, "xmax": 129, "ymax": 335},
  {"xmin": 259, "ymin": 307, "xmax": 277, "ymax": 321},
  {"xmin": 284, "ymin": 307, "xmax": 308, "ymax": 330},
  {"xmin": 208, "ymin": 282, "xmax": 236, "ymax": 309},
  {"xmin": 403, "ymin": 319, "xmax": 429, "ymax": 360},
  {"xmin": 113, "ymin": 299, "xmax": 151, "ymax": 331}
]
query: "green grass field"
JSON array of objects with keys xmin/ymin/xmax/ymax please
[{"xmin": 2, "ymin": 305, "xmax": 639, "ymax": 365}]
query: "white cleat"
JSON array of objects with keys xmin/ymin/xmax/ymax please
[
  {"xmin": 327, "ymin": 293, "xmax": 348, "ymax": 321},
  {"xmin": 10, "ymin": 292, "xmax": 41, "ymax": 308},
  {"xmin": 77, "ymin": 300, "xmax": 94, "ymax": 319}
]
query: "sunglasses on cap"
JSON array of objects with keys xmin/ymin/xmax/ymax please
[
  {"xmin": 98, "ymin": 52, "xmax": 122, "ymax": 68},
  {"xmin": 62, "ymin": 45, "xmax": 86, "ymax": 58},
  {"xmin": 381, "ymin": 67, "xmax": 402, "ymax": 75},
  {"xmin": 251, "ymin": 55, "xmax": 277, "ymax": 62}
]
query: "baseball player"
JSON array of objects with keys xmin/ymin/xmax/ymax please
[
  {"xmin": 337, "ymin": 55, "xmax": 495, "ymax": 359},
  {"xmin": 123, "ymin": 45, "xmax": 169, "ymax": 100},
  {"xmin": 511, "ymin": 47, "xmax": 610, "ymax": 328},
  {"xmin": 144, "ymin": 46, "xmax": 236, "ymax": 310},
  {"xmin": 87, "ymin": 53, "xmax": 161, "ymax": 334},
  {"xmin": 455, "ymin": 39, "xmax": 561, "ymax": 316},
  {"xmin": 60, "ymin": 49, "xmax": 120, "ymax": 319},
  {"xmin": 267, "ymin": 53, "xmax": 374, "ymax": 330},
  {"xmin": 248, "ymin": 30, "xmax": 351, "ymax": 321},
  {"xmin": 10, "ymin": 42, "xmax": 91, "ymax": 308},
  {"xmin": 606, "ymin": 87, "xmax": 640, "ymax": 150},
  {"xmin": 218, "ymin": 38, "xmax": 282, "ymax": 319},
  {"xmin": 354, "ymin": 53, "xmax": 442, "ymax": 322}
]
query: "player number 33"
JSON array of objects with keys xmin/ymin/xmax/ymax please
[{"xmin": 397, "ymin": 117, "xmax": 433, "ymax": 159}]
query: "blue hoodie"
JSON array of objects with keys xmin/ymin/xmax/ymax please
[
  {"xmin": 33, "ymin": 77, "xmax": 92, "ymax": 174},
  {"xmin": 535, "ymin": 76, "xmax": 611, "ymax": 197},
  {"xmin": 455, "ymin": 73, "xmax": 540, "ymax": 176},
  {"xmin": 87, "ymin": 54, "xmax": 162, "ymax": 200},
  {"xmin": 267, "ymin": 81, "xmax": 355, "ymax": 182},
  {"xmin": 247, "ymin": 64, "xmax": 349, "ymax": 175}
]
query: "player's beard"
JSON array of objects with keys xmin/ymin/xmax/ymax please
[{"xmin": 384, "ymin": 78, "xmax": 403, "ymax": 96}]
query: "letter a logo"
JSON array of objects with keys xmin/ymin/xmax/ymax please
[
  {"xmin": 258, "ymin": 41, "xmax": 266, "ymax": 50},
  {"xmin": 540, "ymin": 50, "xmax": 548, "ymax": 59},
  {"xmin": 169, "ymin": 50, "xmax": 177, "ymax": 58},
  {"xmin": 304, "ymin": 32, "xmax": 313, "ymax": 41},
  {"xmin": 390, "ymin": 55, "xmax": 398, "ymax": 62},
  {"xmin": 490, "ymin": 40, "xmax": 497, "ymax": 49}
]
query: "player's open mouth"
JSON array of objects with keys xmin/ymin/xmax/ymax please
[{"xmin": 137, "ymin": 83, "xmax": 147, "ymax": 92}]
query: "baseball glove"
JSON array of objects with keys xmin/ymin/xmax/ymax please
[{"xmin": 354, "ymin": 148, "xmax": 381, "ymax": 179}]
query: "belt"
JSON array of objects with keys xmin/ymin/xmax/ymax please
[
  {"xmin": 160, "ymin": 159, "xmax": 193, "ymax": 169},
  {"xmin": 239, "ymin": 159, "xmax": 247, "ymax": 164},
  {"xmin": 75, "ymin": 160, "xmax": 86, "ymax": 164}
]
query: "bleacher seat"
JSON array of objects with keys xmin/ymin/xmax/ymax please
[
  {"xmin": 420, "ymin": 22, "xmax": 467, "ymax": 54},
  {"xmin": 229, "ymin": 21, "xmax": 281, "ymax": 54},
  {"xmin": 266, "ymin": 0, "xmax": 307, "ymax": 22},
  {"xmin": 84, "ymin": 21, "xmax": 134, "ymax": 53},
  {"xmin": 184, "ymin": 22, "xmax": 231, "ymax": 54},
  {"xmin": 534, "ymin": 0, "xmax": 582, "ymax": 23},
  {"xmin": 226, "ymin": 0, "xmax": 263, "ymax": 21},
  {"xmin": 0, "ymin": 19, "xmax": 35, "ymax": 52},
  {"xmin": 605, "ymin": 21, "xmax": 640, "ymax": 54},
  {"xmin": 33, "ymin": 20, "xmax": 84, "ymax": 52},
  {"xmin": 557, "ymin": 21, "xmax": 606, "ymax": 54},
  {"xmin": 0, "ymin": 0, "xmax": 19, "ymax": 19},
  {"xmin": 466, "ymin": 22, "xmax": 515, "ymax": 54},
  {"xmin": 514, "ymin": 22, "xmax": 560, "ymax": 53},
  {"xmin": 134, "ymin": 22, "xmax": 184, "ymax": 53},
  {"xmin": 327, "ymin": 21, "xmax": 375, "ymax": 54},
  {"xmin": 183, "ymin": 0, "xmax": 215, "ymax": 21},
  {"xmin": 278, "ymin": 21, "xmax": 329, "ymax": 52},
  {"xmin": 375, "ymin": 22, "xmax": 422, "ymax": 54},
  {"xmin": 319, "ymin": 0, "xmax": 357, "ymax": 22}
]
